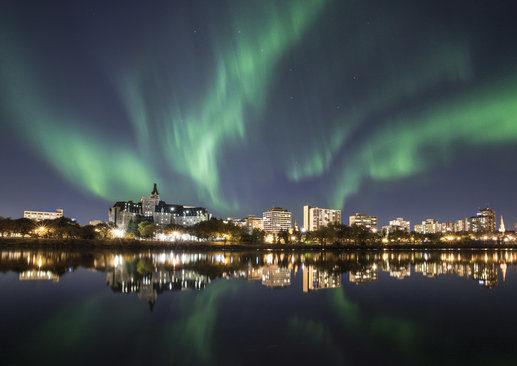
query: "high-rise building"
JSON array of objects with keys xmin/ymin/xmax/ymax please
[
  {"xmin": 303, "ymin": 205, "xmax": 341, "ymax": 231},
  {"xmin": 23, "ymin": 209, "xmax": 64, "ymax": 221},
  {"xmin": 454, "ymin": 218, "xmax": 468, "ymax": 232},
  {"xmin": 467, "ymin": 208, "xmax": 496, "ymax": 233},
  {"xmin": 414, "ymin": 219, "xmax": 440, "ymax": 234},
  {"xmin": 349, "ymin": 213, "xmax": 378, "ymax": 232},
  {"xmin": 262, "ymin": 208, "xmax": 292, "ymax": 233}
]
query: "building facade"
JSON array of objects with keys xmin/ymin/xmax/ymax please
[
  {"xmin": 263, "ymin": 208, "xmax": 292, "ymax": 233},
  {"xmin": 414, "ymin": 219, "xmax": 441, "ymax": 234},
  {"xmin": 303, "ymin": 205, "xmax": 341, "ymax": 232},
  {"xmin": 349, "ymin": 213, "xmax": 378, "ymax": 232},
  {"xmin": 108, "ymin": 183, "xmax": 210, "ymax": 229},
  {"xmin": 23, "ymin": 209, "xmax": 64, "ymax": 221},
  {"xmin": 382, "ymin": 217, "xmax": 410, "ymax": 234},
  {"xmin": 467, "ymin": 208, "xmax": 496, "ymax": 233},
  {"xmin": 244, "ymin": 215, "xmax": 263, "ymax": 232}
]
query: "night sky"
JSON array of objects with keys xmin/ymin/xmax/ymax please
[{"xmin": 1, "ymin": 0, "xmax": 517, "ymax": 226}]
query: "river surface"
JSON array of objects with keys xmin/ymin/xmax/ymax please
[{"xmin": 0, "ymin": 248, "xmax": 516, "ymax": 366}]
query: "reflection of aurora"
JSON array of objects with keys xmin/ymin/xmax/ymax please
[{"xmin": 3, "ymin": 248, "xmax": 517, "ymax": 365}]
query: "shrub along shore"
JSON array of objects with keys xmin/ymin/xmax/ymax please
[{"xmin": 1, "ymin": 237, "xmax": 517, "ymax": 252}]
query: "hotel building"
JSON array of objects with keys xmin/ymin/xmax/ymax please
[
  {"xmin": 109, "ymin": 183, "xmax": 210, "ymax": 229},
  {"xmin": 303, "ymin": 205, "xmax": 341, "ymax": 232}
]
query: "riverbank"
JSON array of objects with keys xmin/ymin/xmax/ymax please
[{"xmin": 0, "ymin": 237, "xmax": 517, "ymax": 251}]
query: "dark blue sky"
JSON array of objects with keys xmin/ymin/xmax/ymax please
[{"xmin": 1, "ymin": 0, "xmax": 517, "ymax": 226}]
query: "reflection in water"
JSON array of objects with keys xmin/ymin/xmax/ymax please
[
  {"xmin": 2, "ymin": 249, "xmax": 517, "ymax": 365},
  {"xmin": 0, "ymin": 249, "xmax": 514, "ymax": 302}
]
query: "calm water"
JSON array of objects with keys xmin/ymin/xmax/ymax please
[{"xmin": 1, "ymin": 248, "xmax": 516, "ymax": 366}]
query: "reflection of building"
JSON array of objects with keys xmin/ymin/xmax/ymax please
[
  {"xmin": 472, "ymin": 263, "xmax": 498, "ymax": 288},
  {"xmin": 106, "ymin": 263, "xmax": 210, "ymax": 309},
  {"xmin": 263, "ymin": 208, "xmax": 292, "ymax": 233},
  {"xmin": 19, "ymin": 270, "xmax": 59, "ymax": 282},
  {"xmin": 349, "ymin": 213, "xmax": 378, "ymax": 232},
  {"xmin": 261, "ymin": 265, "xmax": 291, "ymax": 287},
  {"xmin": 23, "ymin": 209, "xmax": 63, "ymax": 221},
  {"xmin": 388, "ymin": 264, "xmax": 411, "ymax": 279},
  {"xmin": 108, "ymin": 183, "xmax": 210, "ymax": 229},
  {"xmin": 348, "ymin": 265, "xmax": 378, "ymax": 284},
  {"xmin": 302, "ymin": 266, "xmax": 341, "ymax": 292},
  {"xmin": 303, "ymin": 206, "xmax": 341, "ymax": 232}
]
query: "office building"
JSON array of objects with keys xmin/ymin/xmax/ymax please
[
  {"xmin": 303, "ymin": 205, "xmax": 341, "ymax": 231},
  {"xmin": 263, "ymin": 208, "xmax": 292, "ymax": 233}
]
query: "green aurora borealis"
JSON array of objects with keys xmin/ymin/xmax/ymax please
[{"xmin": 1, "ymin": 0, "xmax": 517, "ymax": 221}]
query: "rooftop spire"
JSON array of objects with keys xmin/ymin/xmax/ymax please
[
  {"xmin": 499, "ymin": 215, "xmax": 506, "ymax": 233},
  {"xmin": 151, "ymin": 183, "xmax": 159, "ymax": 196}
]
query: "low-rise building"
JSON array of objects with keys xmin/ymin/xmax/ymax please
[
  {"xmin": 23, "ymin": 209, "xmax": 64, "ymax": 221},
  {"xmin": 244, "ymin": 215, "xmax": 263, "ymax": 231}
]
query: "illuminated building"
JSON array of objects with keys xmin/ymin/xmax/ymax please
[
  {"xmin": 108, "ymin": 201, "xmax": 141, "ymax": 228},
  {"xmin": 414, "ymin": 219, "xmax": 440, "ymax": 234},
  {"xmin": 303, "ymin": 205, "xmax": 341, "ymax": 231},
  {"xmin": 440, "ymin": 221, "xmax": 455, "ymax": 233},
  {"xmin": 467, "ymin": 208, "xmax": 496, "ymax": 233},
  {"xmin": 454, "ymin": 218, "xmax": 468, "ymax": 232},
  {"xmin": 23, "ymin": 208, "xmax": 63, "ymax": 221},
  {"xmin": 244, "ymin": 215, "xmax": 263, "ymax": 231},
  {"xmin": 141, "ymin": 183, "xmax": 161, "ymax": 217},
  {"xmin": 349, "ymin": 213, "xmax": 378, "ymax": 232},
  {"xmin": 383, "ymin": 217, "xmax": 410, "ymax": 234},
  {"xmin": 302, "ymin": 266, "xmax": 341, "ymax": 292},
  {"xmin": 108, "ymin": 183, "xmax": 210, "ymax": 229},
  {"xmin": 263, "ymin": 208, "xmax": 292, "ymax": 233}
]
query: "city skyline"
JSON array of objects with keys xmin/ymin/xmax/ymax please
[{"xmin": 1, "ymin": 0, "xmax": 517, "ymax": 226}]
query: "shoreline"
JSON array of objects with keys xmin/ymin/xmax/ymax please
[{"xmin": 0, "ymin": 238, "xmax": 516, "ymax": 252}]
